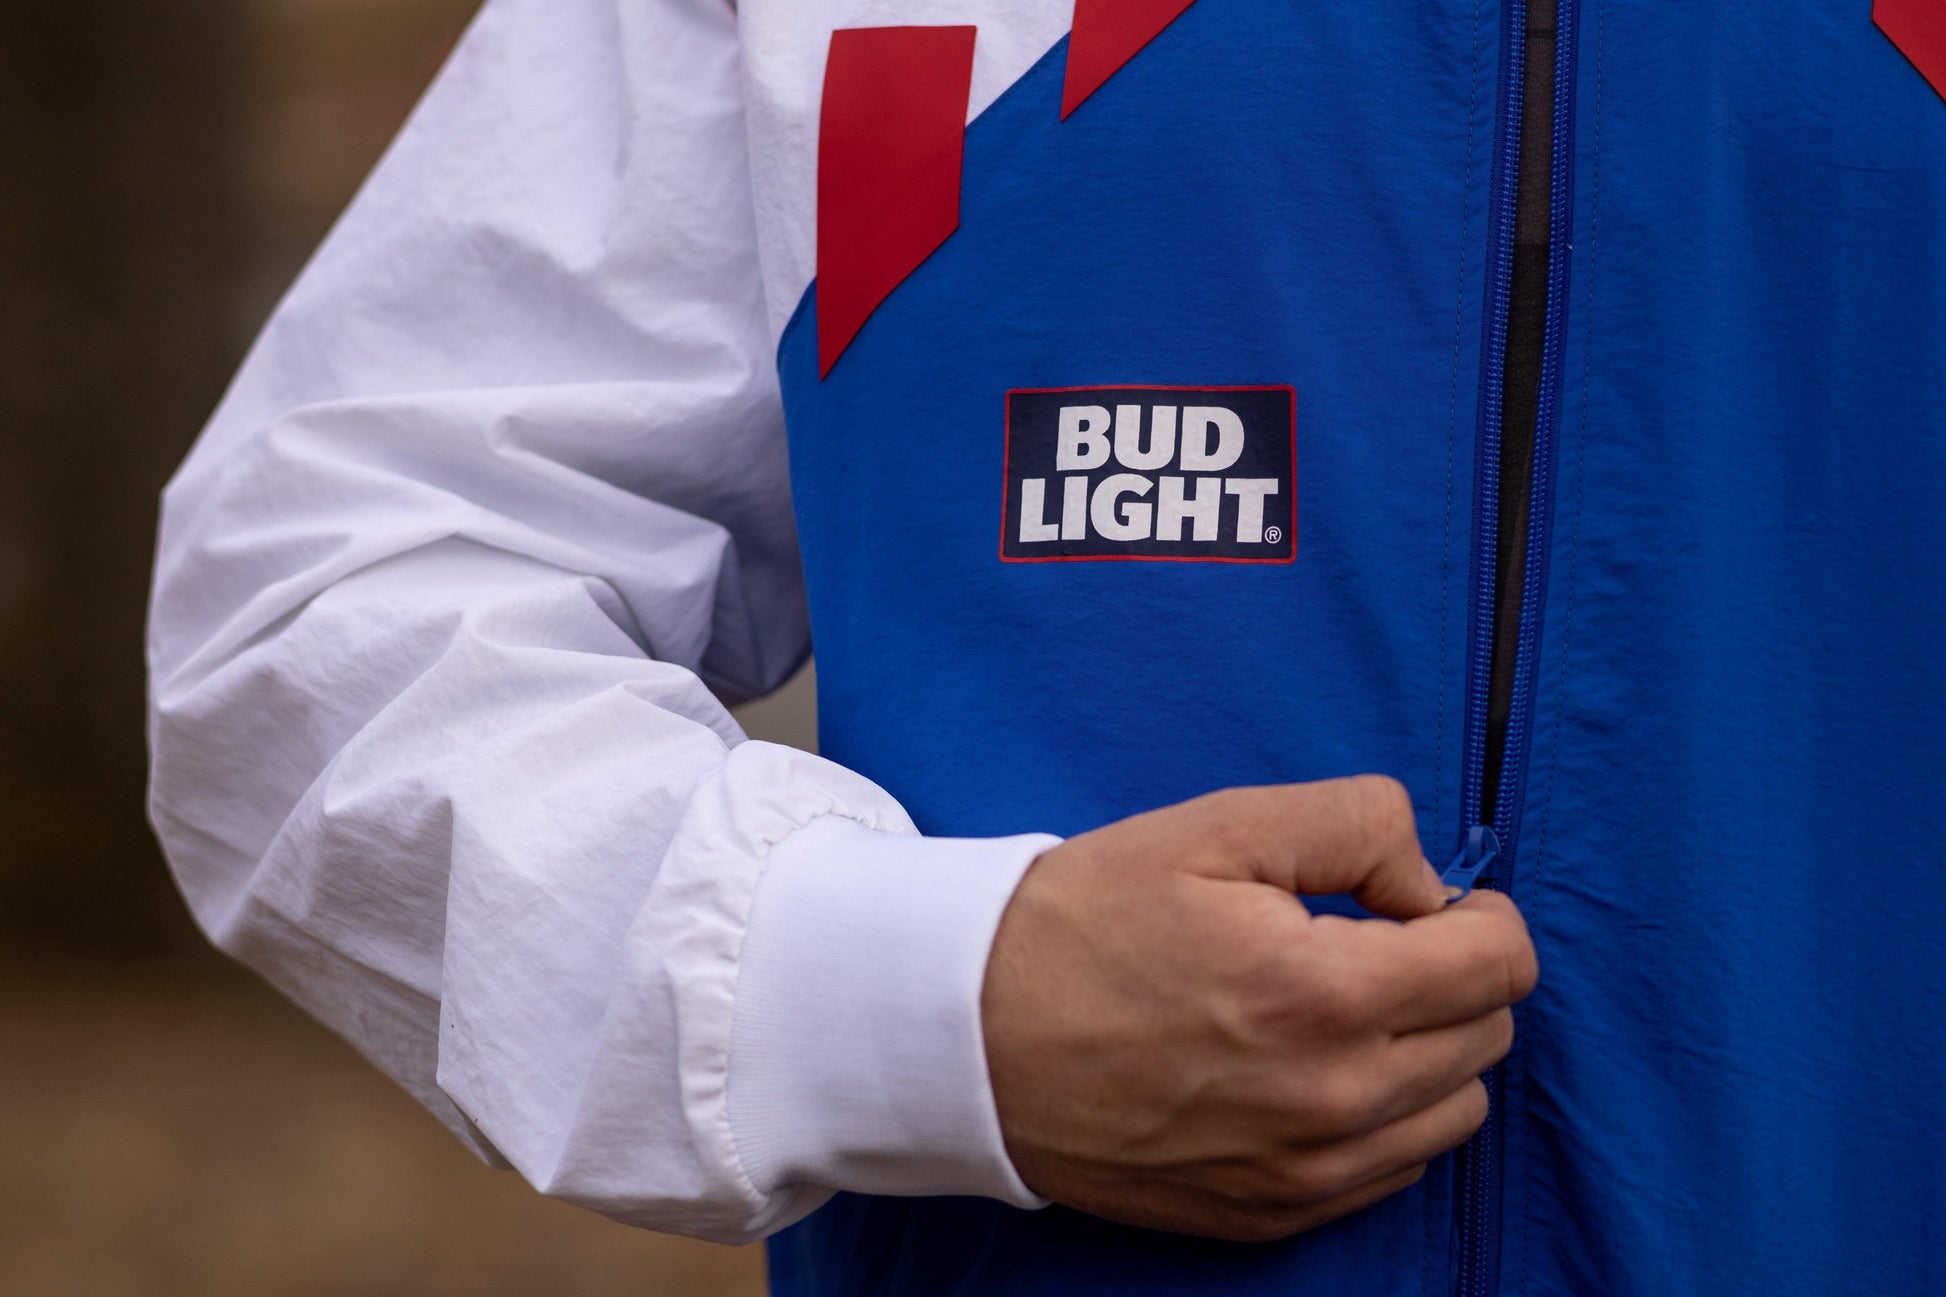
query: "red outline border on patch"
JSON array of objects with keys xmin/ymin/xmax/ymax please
[{"xmin": 998, "ymin": 384, "xmax": 1298, "ymax": 565}]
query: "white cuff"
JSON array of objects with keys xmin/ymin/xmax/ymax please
[{"xmin": 727, "ymin": 816, "xmax": 1057, "ymax": 1208}]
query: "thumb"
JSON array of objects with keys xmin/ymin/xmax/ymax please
[
  {"xmin": 1214, "ymin": 776, "xmax": 1448, "ymax": 921},
  {"xmin": 1348, "ymin": 849, "xmax": 1449, "ymax": 922}
]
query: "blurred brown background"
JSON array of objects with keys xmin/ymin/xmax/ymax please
[{"xmin": 0, "ymin": 2, "xmax": 815, "ymax": 1292}]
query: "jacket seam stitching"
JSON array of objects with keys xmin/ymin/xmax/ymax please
[
  {"xmin": 1521, "ymin": 0, "xmax": 1603, "ymax": 1290},
  {"xmin": 1429, "ymin": 0, "xmax": 1487, "ymax": 1289}
]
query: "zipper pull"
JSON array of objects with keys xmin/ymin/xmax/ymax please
[{"xmin": 1441, "ymin": 825, "xmax": 1502, "ymax": 901}]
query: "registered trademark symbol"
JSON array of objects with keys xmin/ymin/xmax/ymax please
[{"xmin": 1264, "ymin": 527, "xmax": 1283, "ymax": 545}]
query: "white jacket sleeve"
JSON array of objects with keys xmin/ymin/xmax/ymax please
[{"xmin": 146, "ymin": 0, "xmax": 1052, "ymax": 1243}]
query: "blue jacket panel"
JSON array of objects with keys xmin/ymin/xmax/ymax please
[{"xmin": 771, "ymin": 1, "xmax": 1946, "ymax": 1293}]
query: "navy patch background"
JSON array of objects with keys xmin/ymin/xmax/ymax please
[{"xmin": 1000, "ymin": 384, "xmax": 1295, "ymax": 562}]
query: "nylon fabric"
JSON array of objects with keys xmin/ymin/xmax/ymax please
[{"xmin": 772, "ymin": 0, "xmax": 1946, "ymax": 1292}]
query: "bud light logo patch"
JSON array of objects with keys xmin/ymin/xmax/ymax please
[{"xmin": 1000, "ymin": 385, "xmax": 1297, "ymax": 563}]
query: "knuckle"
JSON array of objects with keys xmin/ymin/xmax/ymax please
[
  {"xmin": 1495, "ymin": 932, "xmax": 1541, "ymax": 1006},
  {"xmin": 1270, "ymin": 1154, "xmax": 1342, "ymax": 1207},
  {"xmin": 1197, "ymin": 791, "xmax": 1263, "ymax": 858},
  {"xmin": 1224, "ymin": 947, "xmax": 1307, "ymax": 1037},
  {"xmin": 1507, "ymin": 934, "xmax": 1542, "ymax": 1001},
  {"xmin": 1351, "ymin": 773, "xmax": 1416, "ymax": 830},
  {"xmin": 1302, "ymin": 1070, "xmax": 1378, "ymax": 1139},
  {"xmin": 1336, "ymin": 773, "xmax": 1419, "ymax": 861},
  {"xmin": 1310, "ymin": 959, "xmax": 1382, "ymax": 1033},
  {"xmin": 1459, "ymin": 898, "xmax": 1541, "ymax": 1006},
  {"xmin": 1195, "ymin": 786, "xmax": 1244, "ymax": 820},
  {"xmin": 1455, "ymin": 1079, "xmax": 1492, "ymax": 1140},
  {"xmin": 1214, "ymin": 816, "xmax": 1265, "ymax": 866},
  {"xmin": 1484, "ymin": 1007, "xmax": 1517, "ymax": 1063}
]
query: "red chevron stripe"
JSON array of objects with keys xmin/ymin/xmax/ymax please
[
  {"xmin": 817, "ymin": 25, "xmax": 977, "ymax": 377},
  {"xmin": 1062, "ymin": 0, "xmax": 1197, "ymax": 119},
  {"xmin": 1877, "ymin": 0, "xmax": 1946, "ymax": 100}
]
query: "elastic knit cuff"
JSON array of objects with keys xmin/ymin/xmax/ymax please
[{"xmin": 726, "ymin": 815, "xmax": 1057, "ymax": 1209}]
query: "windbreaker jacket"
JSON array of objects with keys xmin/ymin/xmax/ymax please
[{"xmin": 147, "ymin": 1, "xmax": 1946, "ymax": 1295}]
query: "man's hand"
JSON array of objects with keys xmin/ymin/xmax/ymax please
[{"xmin": 981, "ymin": 776, "xmax": 1539, "ymax": 1242}]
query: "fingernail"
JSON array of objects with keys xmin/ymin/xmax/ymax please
[{"xmin": 1443, "ymin": 885, "xmax": 1466, "ymax": 903}]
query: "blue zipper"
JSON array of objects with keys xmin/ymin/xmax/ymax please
[
  {"xmin": 1444, "ymin": 0, "xmax": 1580, "ymax": 1293},
  {"xmin": 1455, "ymin": 0, "xmax": 1529, "ymax": 853}
]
